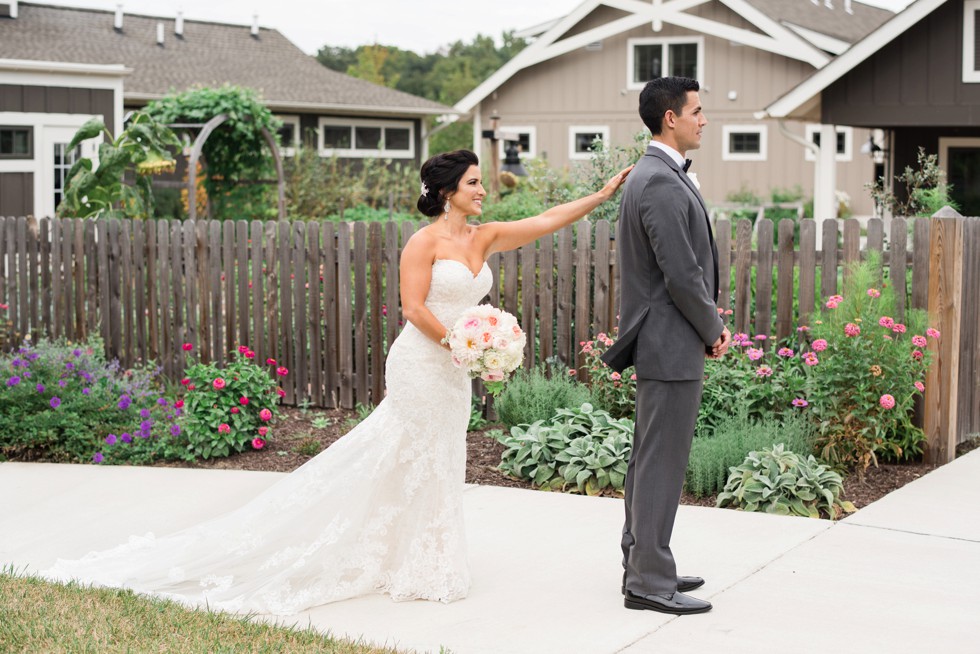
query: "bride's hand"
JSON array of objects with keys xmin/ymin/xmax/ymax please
[{"xmin": 600, "ymin": 165, "xmax": 634, "ymax": 200}]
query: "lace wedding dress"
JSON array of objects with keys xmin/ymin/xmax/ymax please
[{"xmin": 43, "ymin": 259, "xmax": 492, "ymax": 615}]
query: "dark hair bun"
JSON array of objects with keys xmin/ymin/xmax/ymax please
[{"xmin": 417, "ymin": 149, "xmax": 480, "ymax": 218}]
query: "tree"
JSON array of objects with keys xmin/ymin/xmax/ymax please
[{"xmin": 346, "ymin": 44, "xmax": 398, "ymax": 87}]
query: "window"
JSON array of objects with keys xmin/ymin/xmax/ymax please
[
  {"xmin": 804, "ymin": 125, "xmax": 853, "ymax": 162},
  {"xmin": 722, "ymin": 125, "xmax": 767, "ymax": 162},
  {"xmin": 568, "ymin": 126, "xmax": 610, "ymax": 160},
  {"xmin": 275, "ymin": 115, "xmax": 300, "ymax": 156},
  {"xmin": 964, "ymin": 0, "xmax": 980, "ymax": 82},
  {"xmin": 317, "ymin": 118, "xmax": 414, "ymax": 158},
  {"xmin": 497, "ymin": 126, "xmax": 536, "ymax": 159},
  {"xmin": 627, "ymin": 37, "xmax": 704, "ymax": 90},
  {"xmin": 0, "ymin": 126, "xmax": 33, "ymax": 159},
  {"xmin": 53, "ymin": 142, "xmax": 80, "ymax": 210}
]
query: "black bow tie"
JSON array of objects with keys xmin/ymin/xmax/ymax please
[{"xmin": 682, "ymin": 159, "xmax": 692, "ymax": 172}]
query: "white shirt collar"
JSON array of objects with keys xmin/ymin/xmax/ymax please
[{"xmin": 648, "ymin": 139, "xmax": 685, "ymax": 167}]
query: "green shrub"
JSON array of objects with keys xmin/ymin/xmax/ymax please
[
  {"xmin": 494, "ymin": 403, "xmax": 633, "ymax": 495},
  {"xmin": 180, "ymin": 346, "xmax": 284, "ymax": 458},
  {"xmin": 480, "ymin": 188, "xmax": 547, "ymax": 223},
  {"xmin": 686, "ymin": 411, "xmax": 815, "ymax": 498},
  {"xmin": 717, "ymin": 444, "xmax": 855, "ymax": 519},
  {"xmin": 494, "ymin": 363, "xmax": 590, "ymax": 429},
  {"xmin": 322, "ymin": 204, "xmax": 419, "ymax": 224}
]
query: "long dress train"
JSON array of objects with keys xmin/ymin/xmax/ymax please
[{"xmin": 42, "ymin": 259, "xmax": 492, "ymax": 615}]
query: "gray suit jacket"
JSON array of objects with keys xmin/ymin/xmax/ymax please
[{"xmin": 602, "ymin": 146, "xmax": 723, "ymax": 381}]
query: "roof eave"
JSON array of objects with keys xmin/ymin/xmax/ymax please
[
  {"xmin": 124, "ymin": 93, "xmax": 459, "ymax": 117},
  {"xmin": 0, "ymin": 58, "xmax": 132, "ymax": 76}
]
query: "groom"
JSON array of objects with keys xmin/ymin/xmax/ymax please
[{"xmin": 602, "ymin": 76, "xmax": 730, "ymax": 615}]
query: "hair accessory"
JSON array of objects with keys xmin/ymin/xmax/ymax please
[{"xmin": 420, "ymin": 182, "xmax": 429, "ymax": 196}]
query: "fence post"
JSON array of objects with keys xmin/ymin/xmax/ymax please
[{"xmin": 923, "ymin": 208, "xmax": 963, "ymax": 464}]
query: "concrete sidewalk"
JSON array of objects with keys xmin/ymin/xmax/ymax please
[{"xmin": 3, "ymin": 451, "xmax": 979, "ymax": 654}]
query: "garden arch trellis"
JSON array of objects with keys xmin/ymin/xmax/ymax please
[{"xmin": 163, "ymin": 113, "xmax": 286, "ymax": 221}]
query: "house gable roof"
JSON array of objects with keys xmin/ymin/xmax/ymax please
[
  {"xmin": 743, "ymin": 0, "xmax": 894, "ymax": 45},
  {"xmin": 0, "ymin": 3, "xmax": 456, "ymax": 116},
  {"xmin": 760, "ymin": 0, "xmax": 948, "ymax": 119},
  {"xmin": 455, "ymin": 0, "xmax": 858, "ymax": 114}
]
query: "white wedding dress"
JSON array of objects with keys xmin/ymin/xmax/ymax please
[{"xmin": 43, "ymin": 259, "xmax": 492, "ymax": 615}]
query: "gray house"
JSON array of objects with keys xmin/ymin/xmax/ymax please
[
  {"xmin": 763, "ymin": 0, "xmax": 980, "ymax": 216},
  {"xmin": 456, "ymin": 0, "xmax": 894, "ymax": 217},
  {"xmin": 0, "ymin": 1, "xmax": 456, "ymax": 218}
]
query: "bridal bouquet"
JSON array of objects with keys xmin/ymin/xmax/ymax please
[{"xmin": 445, "ymin": 305, "xmax": 526, "ymax": 395}]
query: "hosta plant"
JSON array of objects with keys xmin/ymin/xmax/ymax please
[
  {"xmin": 716, "ymin": 444, "xmax": 856, "ymax": 520},
  {"xmin": 494, "ymin": 403, "xmax": 633, "ymax": 495}
]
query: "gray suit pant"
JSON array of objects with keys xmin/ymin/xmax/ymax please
[{"xmin": 622, "ymin": 377, "xmax": 703, "ymax": 596}]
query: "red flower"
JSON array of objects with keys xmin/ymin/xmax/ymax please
[
  {"xmin": 212, "ymin": 378, "xmax": 226, "ymax": 390},
  {"xmin": 175, "ymin": 399, "xmax": 184, "ymax": 409},
  {"xmin": 182, "ymin": 343, "xmax": 193, "ymax": 351},
  {"xmin": 276, "ymin": 388, "xmax": 286, "ymax": 398},
  {"xmin": 187, "ymin": 384, "xmax": 196, "ymax": 391},
  {"xmin": 239, "ymin": 396, "xmax": 249, "ymax": 405},
  {"xmin": 238, "ymin": 345, "xmax": 249, "ymax": 355},
  {"xmin": 276, "ymin": 366, "xmax": 288, "ymax": 376},
  {"xmin": 252, "ymin": 437, "xmax": 266, "ymax": 450},
  {"xmin": 230, "ymin": 407, "xmax": 240, "ymax": 414},
  {"xmin": 266, "ymin": 358, "xmax": 277, "ymax": 365},
  {"xmin": 180, "ymin": 378, "xmax": 191, "ymax": 386},
  {"xmin": 258, "ymin": 426, "xmax": 269, "ymax": 437},
  {"xmin": 245, "ymin": 350, "xmax": 255, "ymax": 359}
]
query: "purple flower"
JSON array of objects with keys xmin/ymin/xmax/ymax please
[
  {"xmin": 27, "ymin": 353, "xmax": 39, "ymax": 361},
  {"xmin": 118, "ymin": 395, "xmax": 132, "ymax": 410},
  {"xmin": 36, "ymin": 383, "xmax": 45, "ymax": 393},
  {"xmin": 82, "ymin": 388, "xmax": 90, "ymax": 395},
  {"xmin": 73, "ymin": 349, "xmax": 82, "ymax": 357},
  {"xmin": 139, "ymin": 408, "xmax": 151, "ymax": 419},
  {"xmin": 120, "ymin": 433, "xmax": 132, "ymax": 444},
  {"xmin": 58, "ymin": 380, "xmax": 67, "ymax": 388},
  {"xmin": 105, "ymin": 434, "xmax": 117, "ymax": 445},
  {"xmin": 81, "ymin": 371, "xmax": 92, "ymax": 382},
  {"xmin": 92, "ymin": 452, "xmax": 104, "ymax": 463},
  {"xmin": 65, "ymin": 361, "xmax": 74, "ymax": 370},
  {"xmin": 23, "ymin": 372, "xmax": 30, "ymax": 378},
  {"xmin": 170, "ymin": 424, "xmax": 181, "ymax": 437},
  {"xmin": 10, "ymin": 358, "xmax": 23, "ymax": 367},
  {"xmin": 50, "ymin": 396, "xmax": 61, "ymax": 409},
  {"xmin": 6, "ymin": 376, "xmax": 20, "ymax": 387},
  {"xmin": 157, "ymin": 398, "xmax": 168, "ymax": 406}
]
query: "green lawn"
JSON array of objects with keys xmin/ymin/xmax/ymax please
[{"xmin": 0, "ymin": 569, "xmax": 401, "ymax": 654}]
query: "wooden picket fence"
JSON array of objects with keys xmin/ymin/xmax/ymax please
[{"xmin": 0, "ymin": 214, "xmax": 976, "ymax": 460}]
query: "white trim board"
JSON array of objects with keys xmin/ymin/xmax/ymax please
[
  {"xmin": 568, "ymin": 125, "xmax": 610, "ymax": 160},
  {"xmin": 761, "ymin": 0, "xmax": 949, "ymax": 119},
  {"xmin": 964, "ymin": 0, "xmax": 980, "ymax": 83},
  {"xmin": 455, "ymin": 0, "xmax": 829, "ymax": 114}
]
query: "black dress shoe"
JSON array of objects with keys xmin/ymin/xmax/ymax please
[
  {"xmin": 621, "ymin": 575, "xmax": 705, "ymax": 595},
  {"xmin": 624, "ymin": 589, "xmax": 712, "ymax": 615}
]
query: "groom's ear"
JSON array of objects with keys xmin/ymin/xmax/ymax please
[{"xmin": 663, "ymin": 109, "xmax": 677, "ymax": 130}]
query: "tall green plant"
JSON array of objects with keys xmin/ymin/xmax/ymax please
[
  {"xmin": 494, "ymin": 362, "xmax": 590, "ymax": 429},
  {"xmin": 868, "ymin": 147, "xmax": 959, "ymax": 217},
  {"xmin": 58, "ymin": 112, "xmax": 180, "ymax": 219}
]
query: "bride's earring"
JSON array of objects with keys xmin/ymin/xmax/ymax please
[{"xmin": 443, "ymin": 201, "xmax": 451, "ymax": 220}]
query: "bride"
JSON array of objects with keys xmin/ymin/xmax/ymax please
[{"xmin": 42, "ymin": 149, "xmax": 631, "ymax": 615}]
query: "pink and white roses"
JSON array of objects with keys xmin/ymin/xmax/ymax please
[{"xmin": 446, "ymin": 305, "xmax": 525, "ymax": 394}]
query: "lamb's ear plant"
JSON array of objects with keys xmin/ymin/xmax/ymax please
[
  {"xmin": 494, "ymin": 403, "xmax": 633, "ymax": 495},
  {"xmin": 716, "ymin": 444, "xmax": 856, "ymax": 519}
]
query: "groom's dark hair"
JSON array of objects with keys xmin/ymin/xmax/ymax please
[{"xmin": 639, "ymin": 77, "xmax": 700, "ymax": 135}]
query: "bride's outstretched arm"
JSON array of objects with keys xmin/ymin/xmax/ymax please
[
  {"xmin": 399, "ymin": 233, "xmax": 451, "ymax": 348},
  {"xmin": 480, "ymin": 165, "xmax": 632, "ymax": 256}
]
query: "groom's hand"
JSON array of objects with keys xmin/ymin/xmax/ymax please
[{"xmin": 707, "ymin": 327, "xmax": 731, "ymax": 359}]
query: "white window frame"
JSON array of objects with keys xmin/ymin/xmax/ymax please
[
  {"xmin": 274, "ymin": 114, "xmax": 300, "ymax": 157},
  {"xmin": 626, "ymin": 36, "xmax": 705, "ymax": 91},
  {"xmin": 722, "ymin": 124, "xmax": 767, "ymax": 162},
  {"xmin": 317, "ymin": 117, "xmax": 415, "ymax": 159},
  {"xmin": 804, "ymin": 124, "xmax": 853, "ymax": 162},
  {"xmin": 568, "ymin": 125, "xmax": 610, "ymax": 161},
  {"xmin": 964, "ymin": 0, "xmax": 980, "ymax": 83},
  {"xmin": 497, "ymin": 125, "xmax": 536, "ymax": 159}
]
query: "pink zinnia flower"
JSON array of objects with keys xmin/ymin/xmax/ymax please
[
  {"xmin": 266, "ymin": 358, "xmax": 277, "ymax": 365},
  {"xmin": 258, "ymin": 426, "xmax": 269, "ymax": 436},
  {"xmin": 812, "ymin": 339, "xmax": 828, "ymax": 352},
  {"xmin": 230, "ymin": 407, "xmax": 240, "ymax": 414},
  {"xmin": 912, "ymin": 335, "xmax": 927, "ymax": 348},
  {"xmin": 245, "ymin": 350, "xmax": 255, "ymax": 359},
  {"xmin": 180, "ymin": 377, "xmax": 191, "ymax": 386},
  {"xmin": 912, "ymin": 350, "xmax": 924, "ymax": 360},
  {"xmin": 756, "ymin": 365, "xmax": 773, "ymax": 377},
  {"xmin": 825, "ymin": 300, "xmax": 840, "ymax": 309},
  {"xmin": 259, "ymin": 408, "xmax": 273, "ymax": 421},
  {"xmin": 187, "ymin": 384, "xmax": 196, "ymax": 391},
  {"xmin": 610, "ymin": 372, "xmax": 621, "ymax": 381},
  {"xmin": 892, "ymin": 323, "xmax": 906, "ymax": 334},
  {"xmin": 792, "ymin": 398, "xmax": 809, "ymax": 408},
  {"xmin": 926, "ymin": 328, "xmax": 941, "ymax": 339},
  {"xmin": 630, "ymin": 374, "xmax": 637, "ymax": 381},
  {"xmin": 803, "ymin": 352, "xmax": 819, "ymax": 366},
  {"xmin": 252, "ymin": 438, "xmax": 265, "ymax": 450},
  {"xmin": 212, "ymin": 378, "xmax": 226, "ymax": 390},
  {"xmin": 914, "ymin": 381, "xmax": 925, "ymax": 392},
  {"xmin": 182, "ymin": 342, "xmax": 193, "ymax": 351},
  {"xmin": 174, "ymin": 399, "xmax": 184, "ymax": 409},
  {"xmin": 239, "ymin": 396, "xmax": 249, "ymax": 405},
  {"xmin": 747, "ymin": 348, "xmax": 764, "ymax": 361},
  {"xmin": 879, "ymin": 394, "xmax": 896, "ymax": 410},
  {"xmin": 844, "ymin": 323, "xmax": 861, "ymax": 337},
  {"xmin": 218, "ymin": 423, "xmax": 231, "ymax": 433},
  {"xmin": 276, "ymin": 388, "xmax": 286, "ymax": 398},
  {"xmin": 796, "ymin": 325, "xmax": 810, "ymax": 333},
  {"xmin": 238, "ymin": 345, "xmax": 249, "ymax": 355},
  {"xmin": 754, "ymin": 334, "xmax": 767, "ymax": 341},
  {"xmin": 879, "ymin": 316, "xmax": 894, "ymax": 329},
  {"xmin": 867, "ymin": 288, "xmax": 881, "ymax": 298},
  {"xmin": 568, "ymin": 369, "xmax": 577, "ymax": 376},
  {"xmin": 777, "ymin": 347, "xmax": 794, "ymax": 357},
  {"xmin": 276, "ymin": 366, "xmax": 288, "ymax": 377}
]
